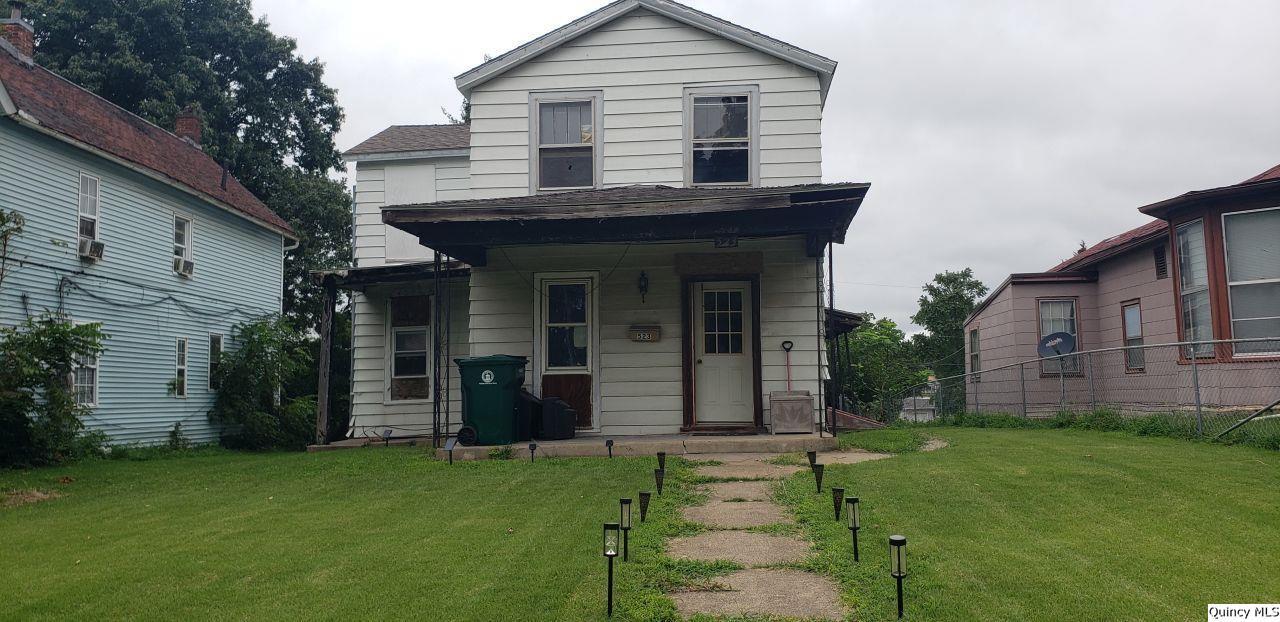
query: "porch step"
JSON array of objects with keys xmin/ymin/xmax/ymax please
[{"xmin": 432, "ymin": 433, "xmax": 837, "ymax": 461}]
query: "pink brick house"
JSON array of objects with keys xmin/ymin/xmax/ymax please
[{"xmin": 962, "ymin": 164, "xmax": 1280, "ymax": 415}]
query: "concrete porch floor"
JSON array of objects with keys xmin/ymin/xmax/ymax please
[{"xmin": 308, "ymin": 432, "xmax": 838, "ymax": 460}]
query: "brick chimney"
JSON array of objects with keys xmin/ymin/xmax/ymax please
[
  {"xmin": 1, "ymin": 1, "xmax": 34, "ymax": 58},
  {"xmin": 175, "ymin": 104, "xmax": 202, "ymax": 148}
]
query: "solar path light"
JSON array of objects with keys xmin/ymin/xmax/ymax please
[
  {"xmin": 528, "ymin": 442, "xmax": 537, "ymax": 462},
  {"xmin": 606, "ymin": 439, "xmax": 614, "ymax": 458},
  {"xmin": 890, "ymin": 535, "xmax": 907, "ymax": 619},
  {"xmin": 657, "ymin": 451, "xmax": 666, "ymax": 470},
  {"xmin": 846, "ymin": 497, "xmax": 861, "ymax": 561},
  {"xmin": 654, "ymin": 468, "xmax": 665, "ymax": 495},
  {"xmin": 619, "ymin": 498, "xmax": 633, "ymax": 561},
  {"xmin": 638, "ymin": 491, "xmax": 652, "ymax": 522},
  {"xmin": 832, "ymin": 487, "xmax": 845, "ymax": 521},
  {"xmin": 812, "ymin": 463, "xmax": 825, "ymax": 493},
  {"xmin": 603, "ymin": 523, "xmax": 620, "ymax": 617},
  {"xmin": 806, "ymin": 450, "xmax": 817, "ymax": 467}
]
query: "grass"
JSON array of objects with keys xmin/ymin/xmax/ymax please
[
  {"xmin": 0, "ymin": 449, "xmax": 712, "ymax": 621},
  {"xmin": 836, "ymin": 427, "xmax": 928, "ymax": 454},
  {"xmin": 776, "ymin": 428, "xmax": 1280, "ymax": 621}
]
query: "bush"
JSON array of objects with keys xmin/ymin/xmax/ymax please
[
  {"xmin": 1073, "ymin": 408, "xmax": 1124, "ymax": 432},
  {"xmin": 1048, "ymin": 410, "xmax": 1077, "ymax": 428},
  {"xmin": 208, "ymin": 315, "xmax": 314, "ymax": 450},
  {"xmin": 0, "ymin": 314, "xmax": 106, "ymax": 468}
]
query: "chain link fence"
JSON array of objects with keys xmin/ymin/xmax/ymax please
[{"xmin": 878, "ymin": 338, "xmax": 1280, "ymax": 444}]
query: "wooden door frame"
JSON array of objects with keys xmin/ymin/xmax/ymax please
[
  {"xmin": 531, "ymin": 271, "xmax": 602, "ymax": 431},
  {"xmin": 680, "ymin": 274, "xmax": 764, "ymax": 432}
]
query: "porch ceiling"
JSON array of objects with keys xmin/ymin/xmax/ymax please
[{"xmin": 381, "ymin": 183, "xmax": 870, "ymax": 266}]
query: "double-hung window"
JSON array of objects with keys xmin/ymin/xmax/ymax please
[
  {"xmin": 1176, "ymin": 220, "xmax": 1214, "ymax": 357},
  {"xmin": 73, "ymin": 352, "xmax": 98, "ymax": 406},
  {"xmin": 1122, "ymin": 301, "xmax": 1144, "ymax": 371},
  {"xmin": 78, "ymin": 173, "xmax": 100, "ymax": 240},
  {"xmin": 1039, "ymin": 299, "xmax": 1079, "ymax": 374},
  {"xmin": 174, "ymin": 337, "xmax": 188, "ymax": 397},
  {"xmin": 544, "ymin": 282, "xmax": 590, "ymax": 370},
  {"xmin": 968, "ymin": 328, "xmax": 981, "ymax": 379},
  {"xmin": 685, "ymin": 86, "xmax": 757, "ymax": 186},
  {"xmin": 208, "ymin": 334, "xmax": 223, "ymax": 390},
  {"xmin": 173, "ymin": 215, "xmax": 193, "ymax": 262},
  {"xmin": 1222, "ymin": 207, "xmax": 1280, "ymax": 356},
  {"xmin": 389, "ymin": 296, "xmax": 431, "ymax": 401},
  {"xmin": 533, "ymin": 93, "xmax": 600, "ymax": 191}
]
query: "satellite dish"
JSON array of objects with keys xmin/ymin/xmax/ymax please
[{"xmin": 1037, "ymin": 332, "xmax": 1077, "ymax": 359}]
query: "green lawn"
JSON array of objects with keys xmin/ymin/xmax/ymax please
[
  {"xmin": 3, "ymin": 430, "xmax": 1278, "ymax": 621},
  {"xmin": 778, "ymin": 428, "xmax": 1280, "ymax": 621}
]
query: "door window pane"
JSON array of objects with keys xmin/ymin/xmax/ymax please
[
  {"xmin": 547, "ymin": 326, "xmax": 588, "ymax": 368},
  {"xmin": 545, "ymin": 281, "xmax": 590, "ymax": 369},
  {"xmin": 702, "ymin": 288, "xmax": 745, "ymax": 354},
  {"xmin": 548, "ymin": 284, "xmax": 587, "ymax": 323}
]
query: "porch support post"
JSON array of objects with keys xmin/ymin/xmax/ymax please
[
  {"xmin": 815, "ymin": 250, "xmax": 825, "ymax": 436},
  {"xmin": 432, "ymin": 253, "xmax": 443, "ymax": 448},
  {"xmin": 827, "ymin": 240, "xmax": 838, "ymax": 435},
  {"xmin": 314, "ymin": 275, "xmax": 336, "ymax": 446}
]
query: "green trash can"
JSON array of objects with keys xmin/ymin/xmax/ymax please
[{"xmin": 455, "ymin": 355, "xmax": 529, "ymax": 446}]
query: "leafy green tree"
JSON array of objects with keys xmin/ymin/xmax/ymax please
[
  {"xmin": 832, "ymin": 316, "xmax": 929, "ymax": 418},
  {"xmin": 910, "ymin": 269, "xmax": 988, "ymax": 379},
  {"xmin": 0, "ymin": 315, "xmax": 106, "ymax": 467},
  {"xmin": 26, "ymin": 0, "xmax": 352, "ymax": 330},
  {"xmin": 209, "ymin": 315, "xmax": 313, "ymax": 450}
]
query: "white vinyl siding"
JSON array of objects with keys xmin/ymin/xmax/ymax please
[
  {"xmin": 467, "ymin": 7, "xmax": 822, "ymax": 198},
  {"xmin": 352, "ymin": 157, "xmax": 472, "ymax": 267},
  {"xmin": 1222, "ymin": 207, "xmax": 1280, "ymax": 355}
]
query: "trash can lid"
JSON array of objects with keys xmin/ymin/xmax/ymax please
[{"xmin": 454, "ymin": 354, "xmax": 529, "ymax": 366}]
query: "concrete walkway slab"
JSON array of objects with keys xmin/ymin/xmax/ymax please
[
  {"xmin": 682, "ymin": 500, "xmax": 791, "ymax": 528},
  {"xmin": 668, "ymin": 531, "xmax": 810, "ymax": 566},
  {"xmin": 695, "ymin": 461, "xmax": 804, "ymax": 480},
  {"xmin": 702, "ymin": 480, "xmax": 773, "ymax": 502},
  {"xmin": 670, "ymin": 568, "xmax": 845, "ymax": 620}
]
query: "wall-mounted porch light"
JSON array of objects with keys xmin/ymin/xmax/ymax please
[
  {"xmin": 637, "ymin": 271, "xmax": 649, "ymax": 303},
  {"xmin": 890, "ymin": 534, "xmax": 907, "ymax": 619},
  {"xmin": 846, "ymin": 497, "xmax": 860, "ymax": 561},
  {"xmin": 619, "ymin": 498, "xmax": 633, "ymax": 561}
]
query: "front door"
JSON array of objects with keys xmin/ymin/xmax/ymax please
[{"xmin": 693, "ymin": 281, "xmax": 754, "ymax": 424}]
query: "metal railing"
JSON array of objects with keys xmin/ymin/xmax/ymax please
[{"xmin": 876, "ymin": 338, "xmax": 1280, "ymax": 442}]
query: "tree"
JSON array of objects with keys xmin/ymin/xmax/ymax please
[
  {"xmin": 209, "ymin": 315, "xmax": 313, "ymax": 450},
  {"xmin": 27, "ymin": 0, "xmax": 352, "ymax": 331},
  {"xmin": 909, "ymin": 269, "xmax": 988, "ymax": 411},
  {"xmin": 441, "ymin": 99, "xmax": 471, "ymax": 124},
  {"xmin": 832, "ymin": 316, "xmax": 929, "ymax": 419}
]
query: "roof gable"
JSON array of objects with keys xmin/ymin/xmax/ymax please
[
  {"xmin": 344, "ymin": 124, "xmax": 470, "ymax": 160},
  {"xmin": 0, "ymin": 43, "xmax": 293, "ymax": 238},
  {"xmin": 454, "ymin": 0, "xmax": 837, "ymax": 102}
]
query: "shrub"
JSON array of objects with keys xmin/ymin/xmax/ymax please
[
  {"xmin": 1073, "ymin": 407, "xmax": 1124, "ymax": 432},
  {"xmin": 1048, "ymin": 410, "xmax": 1077, "ymax": 428},
  {"xmin": 0, "ymin": 314, "xmax": 106, "ymax": 468},
  {"xmin": 208, "ymin": 315, "xmax": 314, "ymax": 450}
]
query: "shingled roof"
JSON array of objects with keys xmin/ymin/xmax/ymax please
[
  {"xmin": 344, "ymin": 124, "xmax": 471, "ymax": 157},
  {"xmin": 1048, "ymin": 219, "xmax": 1167, "ymax": 272},
  {"xmin": 0, "ymin": 42, "xmax": 292, "ymax": 237}
]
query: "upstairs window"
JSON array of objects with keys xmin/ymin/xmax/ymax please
[
  {"xmin": 1222, "ymin": 207, "xmax": 1280, "ymax": 356},
  {"xmin": 78, "ymin": 173, "xmax": 100, "ymax": 240},
  {"xmin": 533, "ymin": 94, "xmax": 599, "ymax": 191},
  {"xmin": 685, "ymin": 86, "xmax": 757, "ymax": 186},
  {"xmin": 173, "ymin": 215, "xmax": 193, "ymax": 261},
  {"xmin": 1176, "ymin": 220, "xmax": 1214, "ymax": 357}
]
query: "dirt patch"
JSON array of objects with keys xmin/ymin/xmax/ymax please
[
  {"xmin": 3, "ymin": 489, "xmax": 63, "ymax": 508},
  {"xmin": 683, "ymin": 500, "xmax": 792, "ymax": 528},
  {"xmin": 818, "ymin": 450, "xmax": 894, "ymax": 464},
  {"xmin": 702, "ymin": 480, "xmax": 774, "ymax": 502},
  {"xmin": 668, "ymin": 530, "xmax": 811, "ymax": 566},
  {"xmin": 923, "ymin": 438, "xmax": 949, "ymax": 451},
  {"xmin": 670, "ymin": 568, "xmax": 845, "ymax": 620},
  {"xmin": 695, "ymin": 461, "xmax": 804, "ymax": 480}
]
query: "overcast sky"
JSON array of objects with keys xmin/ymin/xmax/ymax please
[{"xmin": 255, "ymin": 0, "xmax": 1280, "ymax": 332}]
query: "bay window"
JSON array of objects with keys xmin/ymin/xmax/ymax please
[
  {"xmin": 1222, "ymin": 207, "xmax": 1280, "ymax": 355},
  {"xmin": 1176, "ymin": 220, "xmax": 1214, "ymax": 357}
]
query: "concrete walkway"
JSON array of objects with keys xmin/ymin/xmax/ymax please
[{"xmin": 667, "ymin": 452, "xmax": 858, "ymax": 620}]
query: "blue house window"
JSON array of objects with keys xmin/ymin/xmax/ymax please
[
  {"xmin": 174, "ymin": 337, "xmax": 188, "ymax": 398},
  {"xmin": 78, "ymin": 173, "xmax": 100, "ymax": 240}
]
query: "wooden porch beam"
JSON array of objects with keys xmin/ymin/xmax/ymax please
[{"xmin": 314, "ymin": 276, "xmax": 336, "ymax": 446}]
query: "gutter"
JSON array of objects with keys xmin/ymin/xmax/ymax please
[{"xmin": 0, "ymin": 95, "xmax": 298, "ymax": 245}]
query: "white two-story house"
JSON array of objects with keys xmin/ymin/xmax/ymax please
[{"xmin": 325, "ymin": 0, "xmax": 869, "ymax": 442}]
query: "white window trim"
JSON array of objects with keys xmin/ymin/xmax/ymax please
[
  {"xmin": 1176, "ymin": 218, "xmax": 1215, "ymax": 357},
  {"xmin": 208, "ymin": 333, "xmax": 223, "ymax": 391},
  {"xmin": 384, "ymin": 296, "xmax": 433, "ymax": 404},
  {"xmin": 173, "ymin": 213, "xmax": 195, "ymax": 263},
  {"xmin": 174, "ymin": 337, "xmax": 189, "ymax": 398},
  {"xmin": 528, "ymin": 91, "xmax": 604, "ymax": 193},
  {"xmin": 1222, "ymin": 205, "xmax": 1280, "ymax": 356},
  {"xmin": 531, "ymin": 271, "xmax": 601, "ymax": 431},
  {"xmin": 73, "ymin": 352, "xmax": 99, "ymax": 407},
  {"xmin": 683, "ymin": 84, "xmax": 761, "ymax": 188},
  {"xmin": 78, "ymin": 172, "xmax": 101, "ymax": 241}
]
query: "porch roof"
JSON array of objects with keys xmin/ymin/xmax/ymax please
[
  {"xmin": 381, "ymin": 182, "xmax": 870, "ymax": 266},
  {"xmin": 312, "ymin": 261, "xmax": 469, "ymax": 291}
]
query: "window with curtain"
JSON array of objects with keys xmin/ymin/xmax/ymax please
[
  {"xmin": 1176, "ymin": 220, "xmax": 1214, "ymax": 357},
  {"xmin": 1122, "ymin": 302, "xmax": 1144, "ymax": 370},
  {"xmin": 1039, "ymin": 299, "xmax": 1079, "ymax": 373},
  {"xmin": 536, "ymin": 99, "xmax": 595, "ymax": 190},
  {"xmin": 1223, "ymin": 207, "xmax": 1280, "ymax": 355}
]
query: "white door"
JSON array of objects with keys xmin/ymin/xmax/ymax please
[{"xmin": 694, "ymin": 281, "xmax": 754, "ymax": 424}]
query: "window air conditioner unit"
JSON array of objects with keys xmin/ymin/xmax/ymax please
[
  {"xmin": 78, "ymin": 237, "xmax": 105, "ymax": 261},
  {"xmin": 173, "ymin": 257, "xmax": 195, "ymax": 277}
]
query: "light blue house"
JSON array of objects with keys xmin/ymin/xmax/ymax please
[{"xmin": 0, "ymin": 20, "xmax": 296, "ymax": 445}]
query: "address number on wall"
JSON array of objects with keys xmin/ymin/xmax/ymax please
[{"xmin": 628, "ymin": 325, "xmax": 661, "ymax": 342}]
